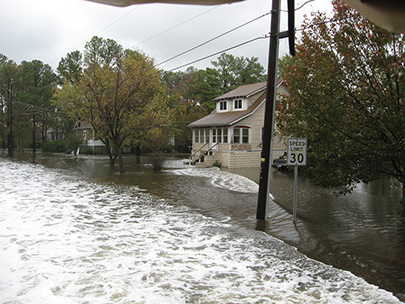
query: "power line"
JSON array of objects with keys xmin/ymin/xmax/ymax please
[
  {"xmin": 280, "ymin": 0, "xmax": 319, "ymax": 12},
  {"xmin": 295, "ymin": 15, "xmax": 357, "ymax": 33},
  {"xmin": 49, "ymin": 5, "xmax": 140, "ymax": 67},
  {"xmin": 133, "ymin": 5, "xmax": 220, "ymax": 48},
  {"xmin": 295, "ymin": 0, "xmax": 316, "ymax": 11},
  {"xmin": 156, "ymin": 11, "xmax": 271, "ymax": 69},
  {"xmin": 55, "ymin": 13, "xmax": 357, "ymax": 107},
  {"xmin": 166, "ymin": 35, "xmax": 269, "ymax": 73},
  {"xmin": 52, "ymin": 33, "xmax": 269, "ymax": 111},
  {"xmin": 115, "ymin": 11, "xmax": 270, "ymax": 89}
]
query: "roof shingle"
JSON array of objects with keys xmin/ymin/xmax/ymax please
[
  {"xmin": 188, "ymin": 91, "xmax": 266, "ymax": 128},
  {"xmin": 213, "ymin": 81, "xmax": 267, "ymax": 101}
]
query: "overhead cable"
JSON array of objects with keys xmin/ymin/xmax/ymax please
[
  {"xmin": 134, "ymin": 5, "xmax": 220, "ymax": 48},
  {"xmin": 156, "ymin": 11, "xmax": 271, "ymax": 68},
  {"xmin": 165, "ymin": 35, "xmax": 269, "ymax": 72}
]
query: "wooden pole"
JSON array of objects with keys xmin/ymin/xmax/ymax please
[{"xmin": 256, "ymin": 0, "xmax": 281, "ymax": 220}]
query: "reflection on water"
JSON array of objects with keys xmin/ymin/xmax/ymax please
[
  {"xmin": 4, "ymin": 152, "xmax": 405, "ymax": 301},
  {"xmin": 226, "ymin": 166, "xmax": 405, "ymax": 301}
]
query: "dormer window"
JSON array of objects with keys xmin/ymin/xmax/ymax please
[
  {"xmin": 220, "ymin": 101, "xmax": 227, "ymax": 111},
  {"xmin": 234, "ymin": 99, "xmax": 243, "ymax": 110}
]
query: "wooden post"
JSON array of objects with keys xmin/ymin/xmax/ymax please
[{"xmin": 256, "ymin": 0, "xmax": 281, "ymax": 220}]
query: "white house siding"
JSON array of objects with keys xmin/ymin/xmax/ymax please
[
  {"xmin": 192, "ymin": 110, "xmax": 286, "ymax": 168},
  {"xmin": 202, "ymin": 151, "xmax": 261, "ymax": 169},
  {"xmin": 247, "ymin": 91, "xmax": 264, "ymax": 108},
  {"xmin": 189, "ymin": 82, "xmax": 288, "ymax": 168}
]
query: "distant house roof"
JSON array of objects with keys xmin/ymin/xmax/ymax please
[
  {"xmin": 188, "ymin": 91, "xmax": 266, "ymax": 128},
  {"xmin": 213, "ymin": 82, "xmax": 267, "ymax": 101},
  {"xmin": 74, "ymin": 121, "xmax": 93, "ymax": 130},
  {"xmin": 188, "ymin": 80, "xmax": 284, "ymax": 128}
]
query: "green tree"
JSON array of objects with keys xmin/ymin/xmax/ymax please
[
  {"xmin": 56, "ymin": 36, "xmax": 172, "ymax": 173},
  {"xmin": 0, "ymin": 55, "xmax": 18, "ymax": 157},
  {"xmin": 57, "ymin": 50, "xmax": 82, "ymax": 84},
  {"xmin": 18, "ymin": 60, "xmax": 58, "ymax": 154},
  {"xmin": 211, "ymin": 53, "xmax": 266, "ymax": 91},
  {"xmin": 277, "ymin": 54, "xmax": 294, "ymax": 79},
  {"xmin": 277, "ymin": 0, "xmax": 405, "ymax": 198},
  {"xmin": 163, "ymin": 68, "xmax": 213, "ymax": 152},
  {"xmin": 162, "ymin": 54, "xmax": 266, "ymax": 153}
]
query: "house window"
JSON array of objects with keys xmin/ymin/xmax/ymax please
[
  {"xmin": 205, "ymin": 129, "xmax": 210, "ymax": 143},
  {"xmin": 242, "ymin": 128, "xmax": 249, "ymax": 143},
  {"xmin": 200, "ymin": 129, "xmax": 204, "ymax": 143},
  {"xmin": 212, "ymin": 128, "xmax": 226, "ymax": 143},
  {"xmin": 220, "ymin": 101, "xmax": 227, "ymax": 111},
  {"xmin": 233, "ymin": 127, "xmax": 249, "ymax": 144},
  {"xmin": 234, "ymin": 99, "xmax": 243, "ymax": 110},
  {"xmin": 233, "ymin": 128, "xmax": 240, "ymax": 143},
  {"xmin": 195, "ymin": 129, "xmax": 199, "ymax": 143}
]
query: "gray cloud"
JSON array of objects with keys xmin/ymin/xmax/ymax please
[{"xmin": 0, "ymin": 0, "xmax": 332, "ymax": 72}]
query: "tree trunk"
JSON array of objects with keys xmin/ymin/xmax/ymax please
[
  {"xmin": 7, "ymin": 132, "xmax": 14, "ymax": 158},
  {"xmin": 105, "ymin": 141, "xmax": 117, "ymax": 167},
  {"xmin": 32, "ymin": 114, "xmax": 36, "ymax": 155},
  {"xmin": 7, "ymin": 85, "xmax": 14, "ymax": 158},
  {"xmin": 42, "ymin": 120, "xmax": 47, "ymax": 144},
  {"xmin": 109, "ymin": 156, "xmax": 117, "ymax": 167},
  {"xmin": 118, "ymin": 147, "xmax": 125, "ymax": 174}
]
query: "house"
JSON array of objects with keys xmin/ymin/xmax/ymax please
[
  {"xmin": 187, "ymin": 81, "xmax": 287, "ymax": 168},
  {"xmin": 46, "ymin": 128, "xmax": 65, "ymax": 142},
  {"xmin": 74, "ymin": 121, "xmax": 105, "ymax": 152}
]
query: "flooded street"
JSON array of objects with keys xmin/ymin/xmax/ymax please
[{"xmin": 0, "ymin": 154, "xmax": 404, "ymax": 303}]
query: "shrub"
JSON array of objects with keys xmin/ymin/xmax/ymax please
[
  {"xmin": 212, "ymin": 160, "xmax": 222, "ymax": 168},
  {"xmin": 42, "ymin": 140, "xmax": 66, "ymax": 153},
  {"xmin": 151, "ymin": 153, "xmax": 165, "ymax": 171}
]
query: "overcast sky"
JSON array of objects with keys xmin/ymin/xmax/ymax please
[{"xmin": 0, "ymin": 0, "xmax": 332, "ymax": 73}]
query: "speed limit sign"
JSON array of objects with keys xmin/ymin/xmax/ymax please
[{"xmin": 287, "ymin": 138, "xmax": 307, "ymax": 166}]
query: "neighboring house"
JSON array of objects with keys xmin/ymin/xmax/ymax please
[
  {"xmin": 188, "ymin": 81, "xmax": 287, "ymax": 168},
  {"xmin": 74, "ymin": 121, "xmax": 175, "ymax": 153},
  {"xmin": 74, "ymin": 121, "xmax": 105, "ymax": 152},
  {"xmin": 46, "ymin": 128, "xmax": 65, "ymax": 141}
]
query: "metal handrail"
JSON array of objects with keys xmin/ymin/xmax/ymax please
[
  {"xmin": 190, "ymin": 143, "xmax": 208, "ymax": 159},
  {"xmin": 190, "ymin": 142, "xmax": 218, "ymax": 164}
]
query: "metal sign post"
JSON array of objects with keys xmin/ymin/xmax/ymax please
[{"xmin": 287, "ymin": 138, "xmax": 307, "ymax": 223}]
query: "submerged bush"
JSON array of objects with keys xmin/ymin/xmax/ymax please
[
  {"xmin": 42, "ymin": 140, "xmax": 66, "ymax": 153},
  {"xmin": 212, "ymin": 160, "xmax": 222, "ymax": 168},
  {"xmin": 151, "ymin": 153, "xmax": 165, "ymax": 171}
]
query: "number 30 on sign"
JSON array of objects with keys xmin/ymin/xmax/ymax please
[{"xmin": 287, "ymin": 138, "xmax": 307, "ymax": 166}]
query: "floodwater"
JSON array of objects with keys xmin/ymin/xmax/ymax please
[{"xmin": 0, "ymin": 153, "xmax": 404, "ymax": 303}]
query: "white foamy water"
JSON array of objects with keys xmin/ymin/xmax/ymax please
[
  {"xmin": 170, "ymin": 167, "xmax": 260, "ymax": 194},
  {"xmin": 0, "ymin": 159, "xmax": 401, "ymax": 303}
]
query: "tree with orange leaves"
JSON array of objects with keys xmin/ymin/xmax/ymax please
[{"xmin": 277, "ymin": 0, "xmax": 404, "ymax": 198}]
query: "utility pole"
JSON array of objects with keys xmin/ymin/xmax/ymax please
[
  {"xmin": 257, "ymin": 0, "xmax": 295, "ymax": 220},
  {"xmin": 256, "ymin": 0, "xmax": 282, "ymax": 220}
]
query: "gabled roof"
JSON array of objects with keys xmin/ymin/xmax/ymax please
[
  {"xmin": 74, "ymin": 121, "xmax": 93, "ymax": 130},
  {"xmin": 188, "ymin": 80, "xmax": 285, "ymax": 128},
  {"xmin": 188, "ymin": 92, "xmax": 266, "ymax": 128},
  {"xmin": 213, "ymin": 81, "xmax": 267, "ymax": 101}
]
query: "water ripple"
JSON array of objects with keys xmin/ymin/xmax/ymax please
[{"xmin": 0, "ymin": 159, "xmax": 401, "ymax": 304}]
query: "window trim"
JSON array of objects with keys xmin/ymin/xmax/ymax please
[
  {"xmin": 232, "ymin": 126, "xmax": 250, "ymax": 144},
  {"xmin": 194, "ymin": 129, "xmax": 199, "ymax": 143},
  {"xmin": 233, "ymin": 128, "xmax": 241, "ymax": 144},
  {"xmin": 234, "ymin": 98, "xmax": 243, "ymax": 110},
  {"xmin": 219, "ymin": 101, "xmax": 228, "ymax": 111}
]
